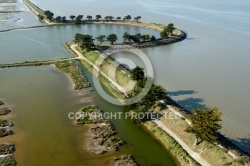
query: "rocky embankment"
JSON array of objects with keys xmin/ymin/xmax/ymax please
[
  {"xmin": 113, "ymin": 155, "xmax": 137, "ymax": 166},
  {"xmin": 77, "ymin": 105, "xmax": 124, "ymax": 154},
  {"xmin": 76, "ymin": 105, "xmax": 138, "ymax": 165},
  {"xmin": 0, "ymin": 101, "xmax": 16, "ymax": 165}
]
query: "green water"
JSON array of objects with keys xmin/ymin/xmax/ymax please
[{"xmin": 0, "ymin": 65, "xmax": 176, "ymax": 165}]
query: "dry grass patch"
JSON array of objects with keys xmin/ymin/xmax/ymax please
[{"xmin": 159, "ymin": 108, "xmax": 244, "ymax": 166}]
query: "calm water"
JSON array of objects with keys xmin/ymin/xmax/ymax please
[
  {"xmin": 0, "ymin": 0, "xmax": 42, "ymax": 31},
  {"xmin": 0, "ymin": 26, "xmax": 174, "ymax": 165},
  {"xmin": 0, "ymin": 0, "xmax": 250, "ymax": 158},
  {"xmin": 27, "ymin": 0, "xmax": 250, "ymax": 152},
  {"xmin": 0, "ymin": 66, "xmax": 176, "ymax": 165}
]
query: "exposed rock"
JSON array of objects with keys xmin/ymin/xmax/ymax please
[
  {"xmin": 113, "ymin": 155, "xmax": 137, "ymax": 166},
  {"xmin": 0, "ymin": 144, "xmax": 15, "ymax": 155},
  {"xmin": 0, "ymin": 108, "xmax": 11, "ymax": 116},
  {"xmin": 0, "ymin": 119, "xmax": 13, "ymax": 127},
  {"xmin": 0, "ymin": 155, "xmax": 16, "ymax": 166},
  {"xmin": 0, "ymin": 101, "xmax": 4, "ymax": 106},
  {"xmin": 86, "ymin": 122, "xmax": 124, "ymax": 154},
  {"xmin": 0, "ymin": 129, "xmax": 13, "ymax": 137}
]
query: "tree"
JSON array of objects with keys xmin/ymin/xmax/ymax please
[
  {"xmin": 124, "ymin": 15, "xmax": 131, "ymax": 21},
  {"xmin": 116, "ymin": 17, "xmax": 121, "ymax": 20},
  {"xmin": 109, "ymin": 16, "xmax": 114, "ymax": 21},
  {"xmin": 96, "ymin": 15, "xmax": 101, "ymax": 21},
  {"xmin": 86, "ymin": 15, "xmax": 92, "ymax": 20},
  {"xmin": 160, "ymin": 23, "xmax": 175, "ymax": 39},
  {"xmin": 81, "ymin": 42, "xmax": 95, "ymax": 52},
  {"xmin": 134, "ymin": 33, "xmax": 142, "ymax": 43},
  {"xmin": 106, "ymin": 34, "xmax": 118, "ymax": 45},
  {"xmin": 134, "ymin": 16, "xmax": 141, "ymax": 22},
  {"xmin": 55, "ymin": 16, "xmax": 62, "ymax": 22},
  {"xmin": 142, "ymin": 34, "xmax": 150, "ymax": 42},
  {"xmin": 62, "ymin": 16, "xmax": 67, "ymax": 23},
  {"xmin": 131, "ymin": 66, "xmax": 144, "ymax": 81},
  {"xmin": 123, "ymin": 32, "xmax": 130, "ymax": 43},
  {"xmin": 75, "ymin": 15, "xmax": 83, "ymax": 24},
  {"xmin": 44, "ymin": 10, "xmax": 54, "ymax": 20},
  {"xmin": 75, "ymin": 33, "xmax": 94, "ymax": 45},
  {"xmin": 104, "ymin": 16, "xmax": 109, "ymax": 21},
  {"xmin": 70, "ymin": 15, "xmax": 75, "ymax": 21},
  {"xmin": 96, "ymin": 35, "xmax": 106, "ymax": 45},
  {"xmin": 186, "ymin": 107, "xmax": 222, "ymax": 146},
  {"xmin": 150, "ymin": 35, "xmax": 156, "ymax": 41}
]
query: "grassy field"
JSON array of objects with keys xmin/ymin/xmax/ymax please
[
  {"xmin": 80, "ymin": 59, "xmax": 125, "ymax": 99},
  {"xmin": 76, "ymin": 47, "xmax": 134, "ymax": 92}
]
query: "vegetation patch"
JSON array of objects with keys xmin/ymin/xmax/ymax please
[
  {"xmin": 144, "ymin": 121, "xmax": 199, "ymax": 166},
  {"xmin": 0, "ymin": 156, "xmax": 16, "ymax": 166},
  {"xmin": 55, "ymin": 60, "xmax": 89, "ymax": 90}
]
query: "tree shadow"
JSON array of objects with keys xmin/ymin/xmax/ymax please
[
  {"xmin": 176, "ymin": 97, "xmax": 208, "ymax": 112},
  {"xmin": 217, "ymin": 134, "xmax": 250, "ymax": 156},
  {"xmin": 168, "ymin": 90, "xmax": 197, "ymax": 97},
  {"xmin": 185, "ymin": 37, "xmax": 195, "ymax": 40}
]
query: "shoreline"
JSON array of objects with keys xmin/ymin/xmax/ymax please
[{"xmin": 0, "ymin": 101, "xmax": 16, "ymax": 165}]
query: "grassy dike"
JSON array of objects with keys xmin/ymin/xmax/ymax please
[
  {"xmin": 64, "ymin": 43, "xmax": 125, "ymax": 99},
  {"xmin": 64, "ymin": 43, "xmax": 199, "ymax": 165}
]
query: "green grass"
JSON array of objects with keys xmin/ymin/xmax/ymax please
[
  {"xmin": 77, "ymin": 115, "xmax": 90, "ymax": 123},
  {"xmin": 80, "ymin": 59, "xmax": 125, "ymax": 100},
  {"xmin": 76, "ymin": 46, "xmax": 134, "ymax": 91},
  {"xmin": 82, "ymin": 105, "xmax": 95, "ymax": 113}
]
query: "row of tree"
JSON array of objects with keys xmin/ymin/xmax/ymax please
[
  {"xmin": 123, "ymin": 32, "xmax": 156, "ymax": 43},
  {"xmin": 42, "ymin": 11, "xmax": 141, "ymax": 23},
  {"xmin": 75, "ymin": 32, "xmax": 158, "ymax": 47}
]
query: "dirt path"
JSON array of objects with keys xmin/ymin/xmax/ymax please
[{"xmin": 153, "ymin": 119, "xmax": 211, "ymax": 166}]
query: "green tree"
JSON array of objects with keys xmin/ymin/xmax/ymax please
[
  {"xmin": 160, "ymin": 23, "xmax": 175, "ymax": 39},
  {"xmin": 106, "ymin": 34, "xmax": 118, "ymax": 45},
  {"xmin": 86, "ymin": 15, "xmax": 92, "ymax": 20},
  {"xmin": 70, "ymin": 15, "xmax": 75, "ymax": 21},
  {"xmin": 109, "ymin": 16, "xmax": 114, "ymax": 20},
  {"xmin": 123, "ymin": 32, "xmax": 130, "ymax": 43},
  {"xmin": 141, "ymin": 34, "xmax": 150, "ymax": 42},
  {"xmin": 81, "ymin": 42, "xmax": 95, "ymax": 52},
  {"xmin": 150, "ymin": 35, "xmax": 156, "ymax": 41},
  {"xmin": 186, "ymin": 107, "xmax": 222, "ymax": 146},
  {"xmin": 104, "ymin": 16, "xmax": 109, "ymax": 21},
  {"xmin": 116, "ymin": 17, "xmax": 121, "ymax": 20},
  {"xmin": 96, "ymin": 35, "xmax": 106, "ymax": 45},
  {"xmin": 131, "ymin": 66, "xmax": 144, "ymax": 81},
  {"xmin": 125, "ymin": 15, "xmax": 131, "ymax": 21},
  {"xmin": 75, "ymin": 15, "xmax": 83, "ymax": 24},
  {"xmin": 62, "ymin": 16, "xmax": 67, "ymax": 23},
  {"xmin": 44, "ymin": 10, "xmax": 54, "ymax": 20},
  {"xmin": 55, "ymin": 16, "xmax": 62, "ymax": 22},
  {"xmin": 134, "ymin": 16, "xmax": 141, "ymax": 22},
  {"xmin": 75, "ymin": 33, "xmax": 94, "ymax": 45},
  {"xmin": 96, "ymin": 15, "xmax": 101, "ymax": 21}
]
